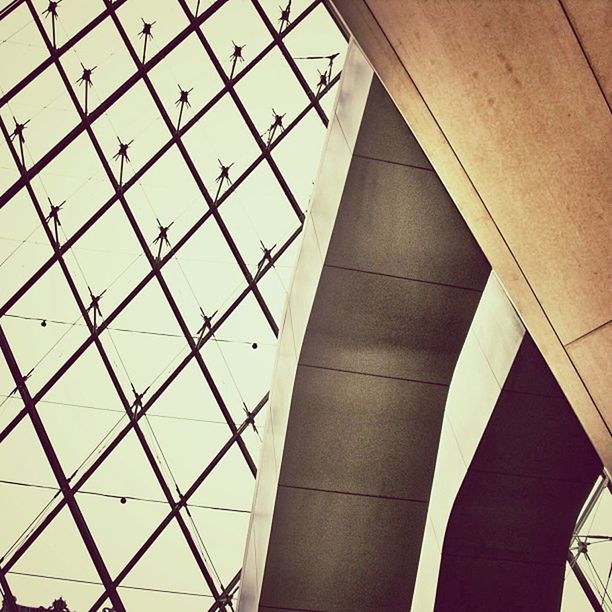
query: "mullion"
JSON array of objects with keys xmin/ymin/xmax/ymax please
[
  {"xmin": 0, "ymin": 0, "xmax": 318, "ymax": 211},
  {"xmin": 0, "ymin": 0, "xmax": 130, "ymax": 108},
  {"xmin": 2, "ymin": 227, "xmax": 292, "ymax": 575},
  {"xmin": 89, "ymin": 393, "xmax": 269, "ymax": 611},
  {"xmin": 25, "ymin": 2, "xmax": 248, "ymax": 597},
  {"xmin": 102, "ymin": 0, "xmax": 280, "ymax": 342},
  {"xmin": 176, "ymin": 0, "xmax": 305, "ymax": 226},
  {"xmin": 0, "ymin": 325, "xmax": 126, "ymax": 612},
  {"xmin": 0, "ymin": 0, "xmax": 25, "ymax": 20},
  {"xmin": 29, "ymin": 0, "xmax": 260, "ymax": 481},
  {"xmin": 1, "ymin": 56, "xmax": 338, "ymax": 321},
  {"xmin": 0, "ymin": 71, "xmax": 337, "ymax": 466},
  {"xmin": 251, "ymin": 0, "xmax": 329, "ymax": 127},
  {"xmin": 0, "ymin": 0, "xmax": 232, "ymax": 209},
  {"xmin": 207, "ymin": 570, "xmax": 241, "ymax": 612},
  {"xmin": 0, "ymin": 564, "xmax": 18, "ymax": 612},
  {"xmin": 9, "ymin": 4, "xmax": 221, "ymax": 600}
]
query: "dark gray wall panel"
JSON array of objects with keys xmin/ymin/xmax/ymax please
[
  {"xmin": 354, "ymin": 78, "xmax": 432, "ymax": 169},
  {"xmin": 300, "ymin": 265, "xmax": 482, "ymax": 384},
  {"xmin": 435, "ymin": 555, "xmax": 565, "ymax": 612},
  {"xmin": 326, "ymin": 156, "xmax": 489, "ymax": 289},
  {"xmin": 442, "ymin": 470, "xmax": 589, "ymax": 564},
  {"xmin": 503, "ymin": 335, "xmax": 565, "ymax": 397},
  {"xmin": 260, "ymin": 486, "xmax": 427, "ymax": 611},
  {"xmin": 470, "ymin": 391, "xmax": 601, "ymax": 483},
  {"xmin": 278, "ymin": 364, "xmax": 448, "ymax": 500}
]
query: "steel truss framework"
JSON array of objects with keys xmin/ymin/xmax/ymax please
[{"xmin": 0, "ymin": 0, "xmax": 347, "ymax": 609}]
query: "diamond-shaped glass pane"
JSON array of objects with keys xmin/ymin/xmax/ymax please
[{"xmin": 0, "ymin": 0, "xmax": 346, "ymax": 608}]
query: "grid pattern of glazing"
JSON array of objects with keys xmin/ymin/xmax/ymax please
[
  {"xmin": 564, "ymin": 475, "xmax": 612, "ymax": 611},
  {"xmin": 0, "ymin": 0, "xmax": 346, "ymax": 609}
]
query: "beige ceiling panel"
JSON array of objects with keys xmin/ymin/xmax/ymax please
[{"xmin": 567, "ymin": 321, "xmax": 612, "ymax": 428}]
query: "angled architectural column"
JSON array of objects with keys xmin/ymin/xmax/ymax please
[
  {"xmin": 434, "ymin": 335, "xmax": 599, "ymax": 611},
  {"xmin": 238, "ymin": 40, "xmax": 490, "ymax": 610},
  {"xmin": 412, "ymin": 274, "xmax": 600, "ymax": 611}
]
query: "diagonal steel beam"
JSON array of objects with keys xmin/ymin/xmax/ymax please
[
  {"xmin": 567, "ymin": 550, "xmax": 605, "ymax": 612},
  {"xmin": 89, "ymin": 394, "xmax": 269, "ymax": 611},
  {"xmin": 0, "ymin": 567, "xmax": 18, "ymax": 612},
  {"xmin": 23, "ymin": 4, "xmax": 247, "ymax": 601},
  {"xmin": 250, "ymin": 0, "xmax": 329, "ymax": 126},
  {"xmin": 0, "ymin": 324, "xmax": 126, "ymax": 612},
  {"xmin": 101, "ymin": 0, "xmax": 280, "ymax": 341},
  {"xmin": 1, "ymin": 229, "xmax": 291, "ymax": 572},
  {"xmin": 208, "ymin": 569, "xmax": 241, "ymax": 612}
]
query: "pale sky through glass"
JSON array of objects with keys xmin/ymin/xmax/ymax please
[
  {"xmin": 562, "ymin": 476, "xmax": 612, "ymax": 611},
  {"xmin": 0, "ymin": 0, "xmax": 346, "ymax": 609}
]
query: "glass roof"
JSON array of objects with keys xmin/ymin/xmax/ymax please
[
  {"xmin": 0, "ymin": 0, "xmax": 347, "ymax": 609},
  {"xmin": 562, "ymin": 475, "xmax": 612, "ymax": 611}
]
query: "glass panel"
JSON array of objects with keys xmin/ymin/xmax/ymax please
[
  {"xmin": 31, "ymin": 0, "xmax": 104, "ymax": 47},
  {"xmin": 92, "ymin": 80, "xmax": 168, "ymax": 183},
  {"xmin": 120, "ymin": 516, "xmax": 213, "ymax": 610},
  {"xmin": 148, "ymin": 32, "xmax": 223, "ymax": 125},
  {"xmin": 29, "ymin": 132, "xmax": 114, "ymax": 243},
  {"xmin": 59, "ymin": 15, "xmax": 135, "ymax": 115},
  {"xmin": 235, "ymin": 46, "xmax": 310, "ymax": 137},
  {"xmin": 63, "ymin": 202, "xmax": 148, "ymax": 319},
  {"xmin": 0, "ymin": 65, "xmax": 80, "ymax": 167},
  {"xmin": 115, "ymin": 0, "xmax": 190, "ymax": 62},
  {"xmin": 76, "ymin": 430, "xmax": 170, "ymax": 577},
  {"xmin": 284, "ymin": 2, "xmax": 346, "ymax": 96},
  {"xmin": 125, "ymin": 145, "xmax": 207, "ymax": 241},
  {"xmin": 0, "ymin": 0, "xmax": 346, "ymax": 605},
  {"xmin": 3, "ymin": 262, "xmax": 89, "ymax": 396},
  {"xmin": 199, "ymin": 293, "xmax": 277, "ymax": 423},
  {"xmin": 272, "ymin": 107, "xmax": 329, "ymax": 209},
  {"xmin": 186, "ymin": 504, "xmax": 250, "ymax": 591},
  {"xmin": 0, "ymin": 3, "xmax": 48, "ymax": 94},
  {"xmin": 201, "ymin": 0, "xmax": 272, "ymax": 80},
  {"xmin": 182, "ymin": 94, "xmax": 260, "ymax": 195},
  {"xmin": 260, "ymin": 0, "xmax": 314, "ymax": 29},
  {"xmin": 38, "ymin": 343, "xmax": 128, "ymax": 479},
  {"xmin": 8, "ymin": 505, "xmax": 104, "ymax": 610}
]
